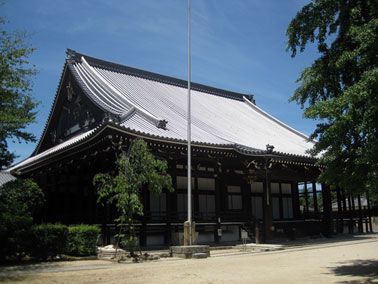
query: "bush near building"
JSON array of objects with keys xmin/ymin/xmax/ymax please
[
  {"xmin": 65, "ymin": 224, "xmax": 100, "ymax": 256},
  {"xmin": 1, "ymin": 179, "xmax": 99, "ymax": 261},
  {"xmin": 29, "ymin": 224, "xmax": 100, "ymax": 260},
  {"xmin": 0, "ymin": 178, "xmax": 44, "ymax": 262},
  {"xmin": 30, "ymin": 223, "xmax": 68, "ymax": 260}
]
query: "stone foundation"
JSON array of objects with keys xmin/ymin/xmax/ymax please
[{"xmin": 170, "ymin": 245, "xmax": 210, "ymax": 259}]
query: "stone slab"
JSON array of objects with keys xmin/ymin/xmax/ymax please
[
  {"xmin": 97, "ymin": 246, "xmax": 127, "ymax": 259},
  {"xmin": 192, "ymin": 253, "xmax": 209, "ymax": 259},
  {"xmin": 170, "ymin": 245, "xmax": 210, "ymax": 259},
  {"xmin": 235, "ymin": 243, "xmax": 284, "ymax": 251}
]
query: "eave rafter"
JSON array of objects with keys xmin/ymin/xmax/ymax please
[{"xmin": 11, "ymin": 121, "xmax": 319, "ymax": 177}]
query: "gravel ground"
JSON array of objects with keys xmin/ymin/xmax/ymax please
[{"xmin": 1, "ymin": 234, "xmax": 377, "ymax": 284}]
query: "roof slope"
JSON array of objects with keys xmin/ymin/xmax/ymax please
[
  {"xmin": 68, "ymin": 50, "xmax": 313, "ymax": 156},
  {"xmin": 10, "ymin": 49, "xmax": 315, "ymax": 172},
  {"xmin": 0, "ymin": 171, "xmax": 16, "ymax": 186}
]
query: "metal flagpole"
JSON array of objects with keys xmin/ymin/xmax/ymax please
[{"xmin": 187, "ymin": 0, "xmax": 192, "ymax": 246}]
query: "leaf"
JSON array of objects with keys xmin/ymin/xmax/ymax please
[
  {"xmin": 92, "ymin": 139, "xmax": 174, "ymax": 251},
  {"xmin": 287, "ymin": 0, "xmax": 378, "ymax": 199},
  {"xmin": 0, "ymin": 16, "xmax": 39, "ymax": 169}
]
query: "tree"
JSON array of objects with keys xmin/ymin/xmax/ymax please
[
  {"xmin": 286, "ymin": 0, "xmax": 378, "ymax": 199},
  {"xmin": 0, "ymin": 16, "xmax": 39, "ymax": 169},
  {"xmin": 93, "ymin": 139, "xmax": 173, "ymax": 255},
  {"xmin": 0, "ymin": 178, "xmax": 44, "ymax": 261}
]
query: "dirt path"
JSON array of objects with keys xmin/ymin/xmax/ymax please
[{"xmin": 1, "ymin": 237, "xmax": 377, "ymax": 284}]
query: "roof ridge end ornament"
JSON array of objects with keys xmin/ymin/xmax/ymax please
[
  {"xmin": 66, "ymin": 49, "xmax": 77, "ymax": 63},
  {"xmin": 246, "ymin": 94, "xmax": 256, "ymax": 104},
  {"xmin": 156, "ymin": 119, "xmax": 168, "ymax": 129},
  {"xmin": 102, "ymin": 112, "xmax": 119, "ymax": 124},
  {"xmin": 266, "ymin": 144, "xmax": 275, "ymax": 153}
]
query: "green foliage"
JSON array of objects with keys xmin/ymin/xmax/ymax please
[
  {"xmin": 93, "ymin": 139, "xmax": 173, "ymax": 253},
  {"xmin": 0, "ymin": 16, "xmax": 39, "ymax": 169},
  {"xmin": 0, "ymin": 202, "xmax": 33, "ymax": 261},
  {"xmin": 0, "ymin": 178, "xmax": 45, "ymax": 213},
  {"xmin": 0, "ymin": 178, "xmax": 99, "ymax": 261},
  {"xmin": 30, "ymin": 223, "xmax": 68, "ymax": 260},
  {"xmin": 65, "ymin": 225, "xmax": 100, "ymax": 256},
  {"xmin": 0, "ymin": 178, "xmax": 44, "ymax": 261},
  {"xmin": 286, "ymin": 0, "xmax": 378, "ymax": 199}
]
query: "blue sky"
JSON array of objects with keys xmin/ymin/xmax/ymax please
[{"xmin": 2, "ymin": 0, "xmax": 319, "ymax": 164}]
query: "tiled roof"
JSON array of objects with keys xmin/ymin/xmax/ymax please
[
  {"xmin": 8, "ymin": 129, "xmax": 97, "ymax": 172},
  {"xmin": 69, "ymin": 51, "xmax": 313, "ymax": 156},
  {"xmin": 0, "ymin": 171, "xmax": 16, "ymax": 186},
  {"xmin": 10, "ymin": 49, "xmax": 316, "ymax": 172}
]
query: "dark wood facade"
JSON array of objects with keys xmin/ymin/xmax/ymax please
[
  {"xmin": 10, "ymin": 50, "xmax": 373, "ymax": 246},
  {"xmin": 17, "ymin": 126, "xmax": 330, "ymax": 245}
]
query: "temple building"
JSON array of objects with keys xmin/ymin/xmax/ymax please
[{"xmin": 8, "ymin": 49, "xmax": 373, "ymax": 246}]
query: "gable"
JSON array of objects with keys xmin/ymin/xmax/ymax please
[{"xmin": 34, "ymin": 65, "xmax": 105, "ymax": 155}]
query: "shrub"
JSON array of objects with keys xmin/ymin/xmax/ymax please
[
  {"xmin": 65, "ymin": 225, "xmax": 100, "ymax": 256},
  {"xmin": 0, "ymin": 178, "xmax": 44, "ymax": 262},
  {"xmin": 0, "ymin": 204, "xmax": 33, "ymax": 261},
  {"xmin": 30, "ymin": 223, "xmax": 68, "ymax": 260}
]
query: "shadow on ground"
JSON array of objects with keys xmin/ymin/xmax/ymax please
[
  {"xmin": 0, "ymin": 274, "xmax": 30, "ymax": 283},
  {"xmin": 329, "ymin": 259, "xmax": 378, "ymax": 284},
  {"xmin": 0, "ymin": 259, "xmax": 88, "ymax": 283},
  {"xmin": 278, "ymin": 234, "xmax": 376, "ymax": 247},
  {"xmin": 0, "ymin": 261, "xmax": 62, "ymax": 274}
]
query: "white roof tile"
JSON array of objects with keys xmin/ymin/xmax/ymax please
[
  {"xmin": 72, "ymin": 56, "xmax": 313, "ymax": 156},
  {"xmin": 10, "ymin": 51, "xmax": 315, "ymax": 172},
  {"xmin": 8, "ymin": 129, "xmax": 96, "ymax": 172}
]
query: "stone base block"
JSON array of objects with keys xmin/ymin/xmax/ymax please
[
  {"xmin": 170, "ymin": 245, "xmax": 210, "ymax": 259},
  {"xmin": 192, "ymin": 252, "xmax": 209, "ymax": 259},
  {"xmin": 97, "ymin": 245, "xmax": 127, "ymax": 259}
]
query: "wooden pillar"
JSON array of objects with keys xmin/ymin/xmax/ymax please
[
  {"xmin": 367, "ymin": 194, "xmax": 373, "ymax": 232},
  {"xmin": 304, "ymin": 183, "xmax": 309, "ymax": 214},
  {"xmin": 292, "ymin": 182, "xmax": 299, "ymax": 219},
  {"xmin": 192, "ymin": 169, "xmax": 198, "ymax": 222},
  {"xmin": 348, "ymin": 196, "xmax": 353, "ymax": 233},
  {"xmin": 321, "ymin": 184, "xmax": 333, "ymax": 237},
  {"xmin": 312, "ymin": 182, "xmax": 318, "ymax": 212},
  {"xmin": 214, "ymin": 162, "xmax": 222, "ymax": 243},
  {"xmin": 140, "ymin": 220, "xmax": 147, "ymax": 247},
  {"xmin": 357, "ymin": 195, "xmax": 363, "ymax": 233},
  {"xmin": 336, "ymin": 187, "xmax": 343, "ymax": 233},
  {"xmin": 243, "ymin": 181, "xmax": 252, "ymax": 222},
  {"xmin": 341, "ymin": 189, "xmax": 347, "ymax": 233},
  {"xmin": 165, "ymin": 190, "xmax": 172, "ymax": 245},
  {"xmin": 278, "ymin": 183, "xmax": 284, "ymax": 219},
  {"xmin": 351, "ymin": 197, "xmax": 356, "ymax": 232},
  {"xmin": 263, "ymin": 159, "xmax": 273, "ymax": 241},
  {"xmin": 341, "ymin": 189, "xmax": 347, "ymax": 214}
]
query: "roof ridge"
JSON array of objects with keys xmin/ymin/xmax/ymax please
[{"xmin": 67, "ymin": 49, "xmax": 253, "ymax": 102}]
